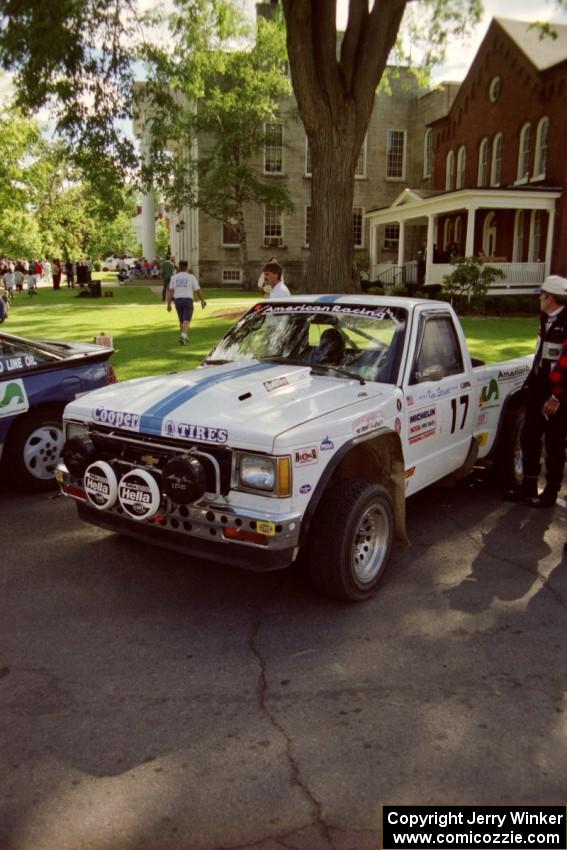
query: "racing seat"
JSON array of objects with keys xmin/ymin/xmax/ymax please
[{"xmin": 316, "ymin": 327, "xmax": 346, "ymax": 366}]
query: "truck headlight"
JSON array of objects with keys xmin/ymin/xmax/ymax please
[
  {"xmin": 236, "ymin": 454, "xmax": 291, "ymax": 497},
  {"xmin": 65, "ymin": 421, "xmax": 89, "ymax": 441}
]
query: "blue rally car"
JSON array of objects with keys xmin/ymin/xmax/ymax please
[{"xmin": 0, "ymin": 332, "xmax": 115, "ymax": 491}]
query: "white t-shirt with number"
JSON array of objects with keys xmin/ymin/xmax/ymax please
[{"xmin": 169, "ymin": 271, "xmax": 200, "ymax": 299}]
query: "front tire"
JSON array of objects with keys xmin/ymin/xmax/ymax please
[
  {"xmin": 4, "ymin": 406, "xmax": 64, "ymax": 491},
  {"xmin": 495, "ymin": 403, "xmax": 525, "ymax": 488},
  {"xmin": 307, "ymin": 480, "xmax": 394, "ymax": 602}
]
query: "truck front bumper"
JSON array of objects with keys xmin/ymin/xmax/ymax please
[{"xmin": 57, "ymin": 464, "xmax": 302, "ymax": 572}]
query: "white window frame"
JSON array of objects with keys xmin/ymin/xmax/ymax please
[
  {"xmin": 221, "ymin": 219, "xmax": 239, "ymax": 247},
  {"xmin": 304, "ymin": 135, "xmax": 312, "ymax": 177},
  {"xmin": 490, "ymin": 133, "xmax": 503, "ymax": 187},
  {"xmin": 423, "ymin": 129, "xmax": 433, "ymax": 178},
  {"xmin": 386, "ymin": 129, "xmax": 406, "ymax": 180},
  {"xmin": 264, "ymin": 204, "xmax": 283, "ymax": 248},
  {"xmin": 456, "ymin": 145, "xmax": 466, "ymax": 190},
  {"xmin": 477, "ymin": 137, "xmax": 489, "ymax": 187},
  {"xmin": 264, "ymin": 121, "xmax": 284, "ymax": 175},
  {"xmin": 533, "ymin": 117, "xmax": 549, "ymax": 180},
  {"xmin": 445, "ymin": 150, "xmax": 455, "ymax": 191},
  {"xmin": 352, "ymin": 207, "xmax": 364, "ymax": 248},
  {"xmin": 222, "ymin": 268, "xmax": 242, "ymax": 284},
  {"xmin": 383, "ymin": 224, "xmax": 400, "ymax": 251},
  {"xmin": 516, "ymin": 122, "xmax": 531, "ymax": 183},
  {"xmin": 354, "ymin": 136, "xmax": 367, "ymax": 179},
  {"xmin": 454, "ymin": 216, "xmax": 463, "ymax": 251},
  {"xmin": 483, "ymin": 211, "xmax": 497, "ymax": 256}
]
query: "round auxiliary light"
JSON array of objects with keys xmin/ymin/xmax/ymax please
[
  {"xmin": 63, "ymin": 436, "xmax": 97, "ymax": 478},
  {"xmin": 84, "ymin": 461, "xmax": 118, "ymax": 511},
  {"xmin": 162, "ymin": 455, "xmax": 207, "ymax": 505},
  {"xmin": 118, "ymin": 468, "xmax": 162, "ymax": 521}
]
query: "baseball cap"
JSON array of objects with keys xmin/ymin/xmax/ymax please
[{"xmin": 535, "ymin": 275, "xmax": 567, "ymax": 296}]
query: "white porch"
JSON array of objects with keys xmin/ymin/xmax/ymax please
[{"xmin": 366, "ymin": 186, "xmax": 562, "ymax": 295}]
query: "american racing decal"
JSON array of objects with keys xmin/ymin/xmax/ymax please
[
  {"xmin": 497, "ymin": 364, "xmax": 530, "ymax": 381},
  {"xmin": 84, "ymin": 461, "xmax": 118, "ymax": 510},
  {"xmin": 92, "ymin": 406, "xmax": 140, "ymax": 431},
  {"xmin": 0, "ymin": 379, "xmax": 29, "ymax": 418},
  {"xmin": 164, "ymin": 420, "xmax": 228, "ymax": 443},
  {"xmin": 264, "ymin": 376, "xmax": 289, "ymax": 392},
  {"xmin": 353, "ymin": 411, "xmax": 384, "ymax": 436},
  {"xmin": 320, "ymin": 436, "xmax": 334, "ymax": 451},
  {"xmin": 118, "ymin": 469, "xmax": 161, "ymax": 521},
  {"xmin": 409, "ymin": 407, "xmax": 437, "ymax": 444},
  {"xmin": 253, "ymin": 302, "xmax": 398, "ymax": 321},
  {"xmin": 0, "ymin": 353, "xmax": 38, "ymax": 373},
  {"xmin": 294, "ymin": 446, "xmax": 318, "ymax": 466}
]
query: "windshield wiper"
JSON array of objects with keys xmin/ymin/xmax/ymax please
[
  {"xmin": 203, "ymin": 358, "xmax": 233, "ymax": 365},
  {"xmin": 310, "ymin": 364, "xmax": 366, "ymax": 385}
]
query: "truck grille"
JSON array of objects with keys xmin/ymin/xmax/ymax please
[{"xmin": 88, "ymin": 425, "xmax": 233, "ymax": 495}]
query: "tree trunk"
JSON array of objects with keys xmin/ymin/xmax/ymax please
[
  {"xmin": 237, "ymin": 207, "xmax": 252, "ymax": 289},
  {"xmin": 282, "ymin": 0, "xmax": 406, "ymax": 294}
]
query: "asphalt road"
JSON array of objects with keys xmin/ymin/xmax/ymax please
[{"xmin": 1, "ymin": 474, "xmax": 566, "ymax": 850}]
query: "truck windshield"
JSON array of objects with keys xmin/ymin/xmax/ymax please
[{"xmin": 205, "ymin": 302, "xmax": 407, "ymax": 384}]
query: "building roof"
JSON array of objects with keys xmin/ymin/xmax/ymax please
[{"xmin": 496, "ymin": 17, "xmax": 567, "ymax": 70}]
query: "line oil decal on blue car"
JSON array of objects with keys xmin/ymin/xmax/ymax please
[{"xmin": 139, "ymin": 362, "xmax": 275, "ymax": 436}]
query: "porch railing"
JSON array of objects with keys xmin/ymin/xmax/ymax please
[{"xmin": 369, "ymin": 261, "xmax": 546, "ymax": 294}]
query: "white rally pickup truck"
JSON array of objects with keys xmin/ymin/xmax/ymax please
[{"xmin": 56, "ymin": 295, "xmax": 531, "ymax": 601}]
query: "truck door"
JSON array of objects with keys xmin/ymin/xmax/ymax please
[{"xmin": 403, "ymin": 311, "xmax": 472, "ymax": 493}]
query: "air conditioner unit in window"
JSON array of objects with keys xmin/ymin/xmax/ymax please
[{"xmin": 265, "ymin": 237, "xmax": 282, "ymax": 248}]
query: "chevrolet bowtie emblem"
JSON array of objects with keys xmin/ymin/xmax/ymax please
[{"xmin": 141, "ymin": 454, "xmax": 160, "ymax": 466}]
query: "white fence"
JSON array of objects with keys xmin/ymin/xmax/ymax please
[{"xmin": 370, "ymin": 261, "xmax": 546, "ymax": 295}]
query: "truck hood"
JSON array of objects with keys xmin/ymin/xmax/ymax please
[{"xmin": 64, "ymin": 360, "xmax": 392, "ymax": 452}]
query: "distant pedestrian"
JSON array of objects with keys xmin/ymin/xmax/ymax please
[
  {"xmin": 166, "ymin": 260, "xmax": 206, "ymax": 345},
  {"xmin": 160, "ymin": 255, "xmax": 175, "ymax": 302},
  {"xmin": 262, "ymin": 261, "xmax": 290, "ymax": 299}
]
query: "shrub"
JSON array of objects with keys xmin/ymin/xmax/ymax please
[{"xmin": 442, "ymin": 257, "xmax": 505, "ymax": 311}]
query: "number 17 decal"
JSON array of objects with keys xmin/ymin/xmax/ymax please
[{"xmin": 450, "ymin": 394, "xmax": 469, "ymax": 433}]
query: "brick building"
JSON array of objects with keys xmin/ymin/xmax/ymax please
[{"xmin": 367, "ymin": 18, "xmax": 567, "ymax": 293}]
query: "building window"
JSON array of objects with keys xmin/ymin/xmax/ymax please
[
  {"xmin": 305, "ymin": 205, "xmax": 312, "ymax": 247},
  {"xmin": 513, "ymin": 210, "xmax": 525, "ymax": 262},
  {"xmin": 534, "ymin": 117, "xmax": 549, "ymax": 179},
  {"xmin": 477, "ymin": 138, "xmax": 489, "ymax": 187},
  {"xmin": 264, "ymin": 122, "xmax": 283, "ymax": 174},
  {"xmin": 443, "ymin": 218, "xmax": 454, "ymax": 251},
  {"xmin": 490, "ymin": 132, "xmax": 503, "ymax": 186},
  {"xmin": 445, "ymin": 150, "xmax": 455, "ymax": 191},
  {"xmin": 529, "ymin": 210, "xmax": 543, "ymax": 261},
  {"xmin": 454, "ymin": 216, "xmax": 463, "ymax": 252},
  {"xmin": 516, "ymin": 122, "xmax": 531, "ymax": 182},
  {"xmin": 264, "ymin": 204, "xmax": 283, "ymax": 247},
  {"xmin": 423, "ymin": 129, "xmax": 433, "ymax": 178},
  {"xmin": 222, "ymin": 269, "xmax": 242, "ymax": 284},
  {"xmin": 305, "ymin": 136, "xmax": 312, "ymax": 177},
  {"xmin": 222, "ymin": 219, "xmax": 239, "ymax": 246},
  {"xmin": 355, "ymin": 136, "xmax": 367, "ymax": 178},
  {"xmin": 353, "ymin": 207, "xmax": 364, "ymax": 248},
  {"xmin": 456, "ymin": 145, "xmax": 466, "ymax": 189},
  {"xmin": 489, "ymin": 76, "xmax": 501, "ymax": 103},
  {"xmin": 483, "ymin": 211, "xmax": 497, "ymax": 256},
  {"xmin": 386, "ymin": 129, "xmax": 405, "ymax": 179},
  {"xmin": 384, "ymin": 224, "xmax": 400, "ymax": 251}
]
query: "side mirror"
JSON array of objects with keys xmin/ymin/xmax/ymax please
[{"xmin": 415, "ymin": 364, "xmax": 445, "ymax": 383}]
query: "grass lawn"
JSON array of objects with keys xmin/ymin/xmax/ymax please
[{"xmin": 4, "ymin": 278, "xmax": 537, "ymax": 380}]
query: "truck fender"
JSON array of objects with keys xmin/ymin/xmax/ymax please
[
  {"xmin": 299, "ymin": 428, "xmax": 408, "ymax": 547},
  {"xmin": 487, "ymin": 387, "xmax": 526, "ymax": 460}
]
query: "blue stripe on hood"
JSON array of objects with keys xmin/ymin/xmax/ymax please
[{"xmin": 139, "ymin": 361, "xmax": 275, "ymax": 435}]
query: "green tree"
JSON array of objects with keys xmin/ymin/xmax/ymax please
[
  {"xmin": 443, "ymin": 256, "xmax": 505, "ymax": 311},
  {"xmin": 144, "ymin": 6, "xmax": 294, "ymax": 287}
]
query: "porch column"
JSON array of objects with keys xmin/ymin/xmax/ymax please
[
  {"xmin": 141, "ymin": 125, "xmax": 156, "ymax": 261},
  {"xmin": 369, "ymin": 223, "xmax": 377, "ymax": 273},
  {"xmin": 426, "ymin": 215, "xmax": 435, "ymax": 283},
  {"xmin": 397, "ymin": 221, "xmax": 405, "ymax": 267},
  {"xmin": 465, "ymin": 206, "xmax": 476, "ymax": 257},
  {"xmin": 544, "ymin": 207, "xmax": 555, "ymax": 277}
]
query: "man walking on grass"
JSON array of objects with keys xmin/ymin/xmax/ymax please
[{"xmin": 166, "ymin": 260, "xmax": 206, "ymax": 345}]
